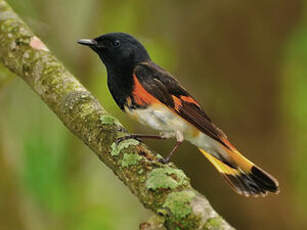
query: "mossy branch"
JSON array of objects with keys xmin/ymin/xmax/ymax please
[{"xmin": 0, "ymin": 1, "xmax": 235, "ymax": 229}]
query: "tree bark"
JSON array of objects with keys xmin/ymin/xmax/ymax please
[{"xmin": 0, "ymin": 1, "xmax": 234, "ymax": 229}]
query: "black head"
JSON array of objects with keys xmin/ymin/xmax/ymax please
[{"xmin": 78, "ymin": 32, "xmax": 150, "ymax": 72}]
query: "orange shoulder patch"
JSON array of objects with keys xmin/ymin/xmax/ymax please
[{"xmin": 132, "ymin": 74, "xmax": 158, "ymax": 106}]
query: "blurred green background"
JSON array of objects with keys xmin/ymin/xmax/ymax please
[{"xmin": 0, "ymin": 0, "xmax": 306, "ymax": 229}]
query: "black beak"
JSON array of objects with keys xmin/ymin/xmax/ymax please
[{"xmin": 77, "ymin": 39, "xmax": 98, "ymax": 47}]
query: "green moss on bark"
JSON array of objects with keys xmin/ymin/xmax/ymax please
[
  {"xmin": 146, "ymin": 168, "xmax": 189, "ymax": 191},
  {"xmin": 162, "ymin": 191, "xmax": 203, "ymax": 230},
  {"xmin": 163, "ymin": 191, "xmax": 195, "ymax": 219},
  {"xmin": 111, "ymin": 139, "xmax": 140, "ymax": 157},
  {"xmin": 203, "ymin": 217, "xmax": 224, "ymax": 230},
  {"xmin": 100, "ymin": 114, "xmax": 122, "ymax": 126},
  {"xmin": 121, "ymin": 153, "xmax": 142, "ymax": 167}
]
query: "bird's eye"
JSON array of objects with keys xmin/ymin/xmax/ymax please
[{"xmin": 112, "ymin": 40, "xmax": 120, "ymax": 47}]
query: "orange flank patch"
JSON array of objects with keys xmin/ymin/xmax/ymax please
[
  {"xmin": 180, "ymin": 96, "xmax": 200, "ymax": 106},
  {"xmin": 221, "ymin": 137, "xmax": 237, "ymax": 151},
  {"xmin": 132, "ymin": 74, "xmax": 158, "ymax": 106},
  {"xmin": 172, "ymin": 95, "xmax": 182, "ymax": 110}
]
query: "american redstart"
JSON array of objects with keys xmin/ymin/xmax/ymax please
[{"xmin": 78, "ymin": 32, "xmax": 279, "ymax": 197}]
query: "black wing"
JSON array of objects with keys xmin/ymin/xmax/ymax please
[{"xmin": 133, "ymin": 62, "xmax": 229, "ymax": 147}]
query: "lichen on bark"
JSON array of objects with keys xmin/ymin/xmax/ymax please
[
  {"xmin": 146, "ymin": 168, "xmax": 189, "ymax": 191},
  {"xmin": 0, "ymin": 1, "xmax": 235, "ymax": 229}
]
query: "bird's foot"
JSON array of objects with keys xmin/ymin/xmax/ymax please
[
  {"xmin": 158, "ymin": 157, "xmax": 170, "ymax": 164},
  {"xmin": 115, "ymin": 135, "xmax": 142, "ymax": 145}
]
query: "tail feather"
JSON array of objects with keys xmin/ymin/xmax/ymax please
[{"xmin": 199, "ymin": 148, "xmax": 279, "ymax": 197}]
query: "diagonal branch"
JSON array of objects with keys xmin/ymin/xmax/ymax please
[{"xmin": 0, "ymin": 1, "xmax": 234, "ymax": 229}]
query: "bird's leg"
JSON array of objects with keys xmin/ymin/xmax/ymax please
[
  {"xmin": 116, "ymin": 134, "xmax": 168, "ymax": 144},
  {"xmin": 159, "ymin": 131, "xmax": 184, "ymax": 164},
  {"xmin": 159, "ymin": 141, "xmax": 183, "ymax": 164}
]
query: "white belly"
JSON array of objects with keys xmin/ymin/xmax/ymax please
[
  {"xmin": 125, "ymin": 104, "xmax": 198, "ymax": 139},
  {"xmin": 125, "ymin": 104, "xmax": 228, "ymax": 158}
]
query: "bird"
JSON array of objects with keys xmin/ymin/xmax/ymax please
[{"xmin": 78, "ymin": 32, "xmax": 279, "ymax": 197}]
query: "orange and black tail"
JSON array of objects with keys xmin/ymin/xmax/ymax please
[{"xmin": 199, "ymin": 148, "xmax": 279, "ymax": 197}]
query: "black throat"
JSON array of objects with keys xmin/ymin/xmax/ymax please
[{"xmin": 106, "ymin": 64, "xmax": 134, "ymax": 110}]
